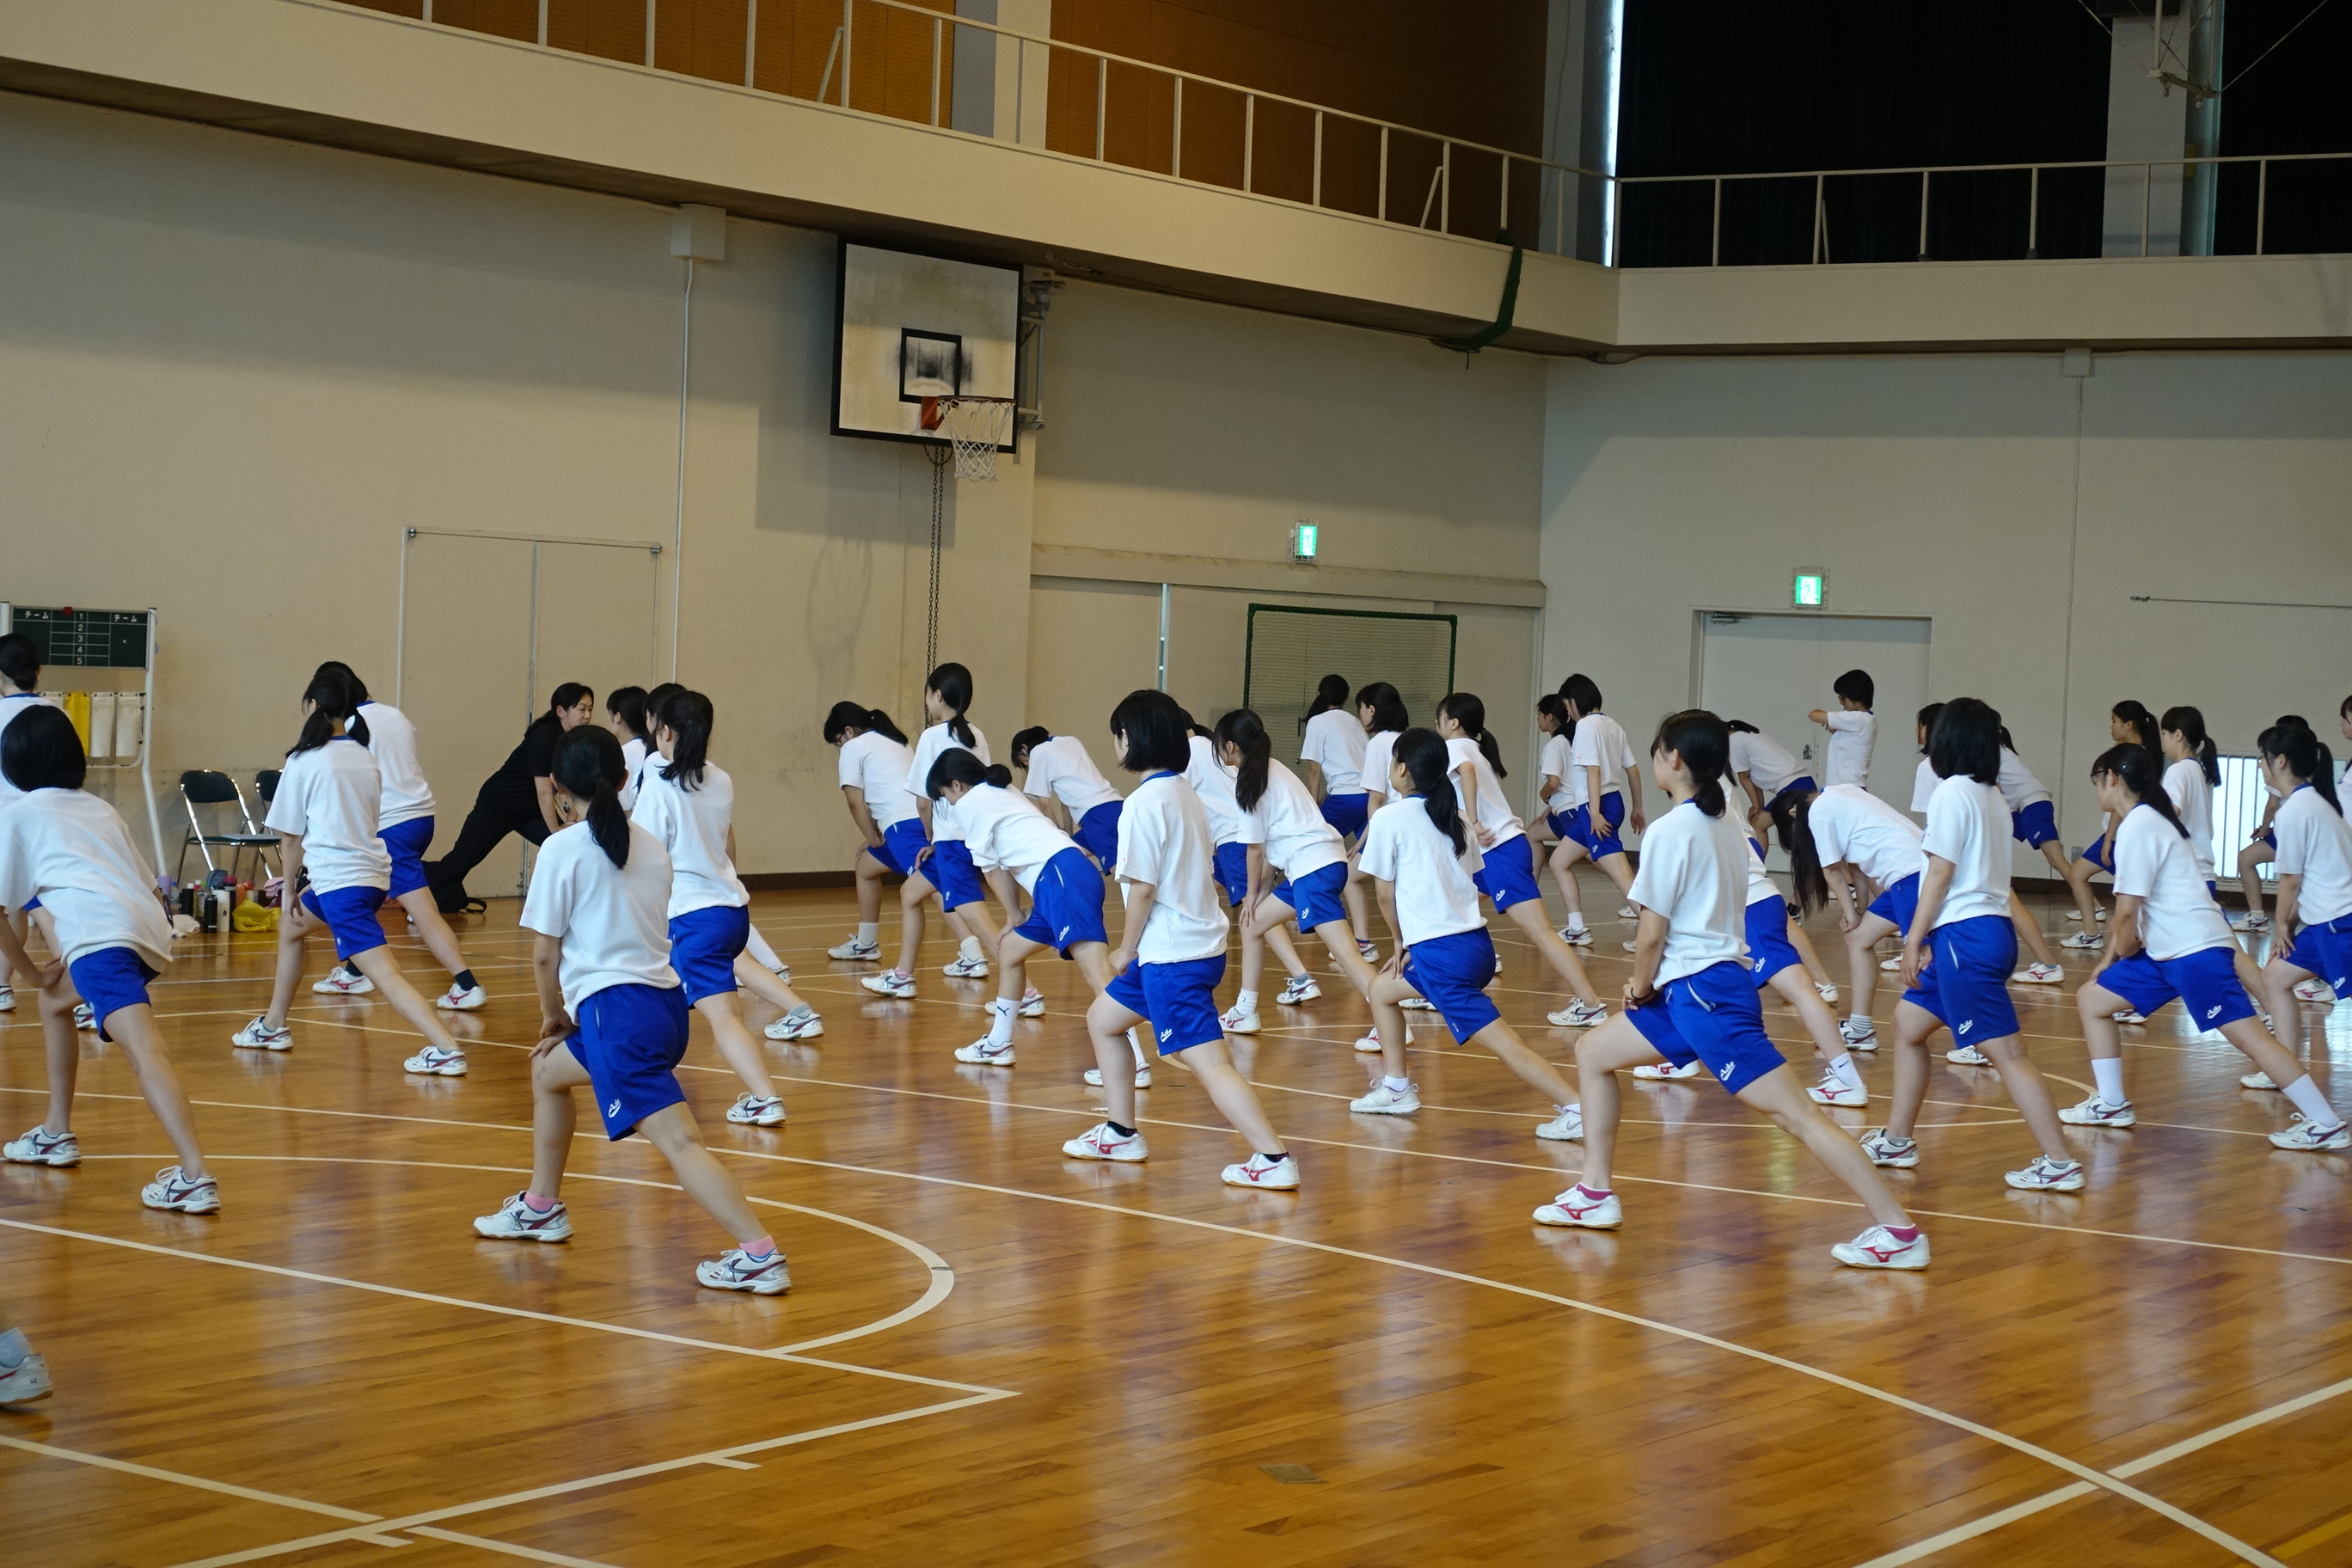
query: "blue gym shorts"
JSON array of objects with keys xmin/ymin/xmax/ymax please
[
  {"xmin": 1625, "ymin": 960, "xmax": 1789, "ymax": 1093},
  {"xmin": 668, "ymin": 903, "xmax": 750, "ymax": 1004},
  {"xmin": 928, "ymin": 840, "xmax": 987, "ymax": 911},
  {"xmin": 566, "ymin": 982, "xmax": 692, "ymax": 1140},
  {"xmin": 1104, "ymin": 952, "xmax": 1227, "ymax": 1054},
  {"xmin": 1567, "ymin": 793, "xmax": 1627, "ymax": 858},
  {"xmin": 1868, "ymin": 872, "xmax": 1920, "ymax": 934},
  {"xmin": 879, "ymin": 818, "xmax": 928, "ymax": 878},
  {"xmin": 1214, "ymin": 842, "xmax": 1250, "ymax": 907},
  {"xmin": 1269, "ymin": 861, "xmax": 1350, "ymax": 930},
  {"xmin": 1767, "ymin": 776, "xmax": 1817, "ymax": 812},
  {"xmin": 2079, "ymin": 832, "xmax": 2116, "ymax": 873},
  {"xmin": 1901, "ymin": 914, "xmax": 2020, "ymax": 1044},
  {"xmin": 378, "ymin": 816, "xmax": 435, "ymax": 899},
  {"xmin": 67, "ymin": 946, "xmax": 159, "ymax": 1042},
  {"xmin": 300, "ymin": 885, "xmax": 389, "ymax": 961},
  {"xmin": 1400, "ymin": 928, "xmax": 1500, "ymax": 1041},
  {"xmin": 1072, "ymin": 801, "xmax": 1124, "ymax": 873},
  {"xmin": 1320, "ymin": 793, "xmax": 1369, "ymax": 841},
  {"xmin": 2012, "ymin": 799, "xmax": 2061, "ymax": 848},
  {"xmin": 1470, "ymin": 835, "xmax": 1543, "ymax": 912},
  {"xmin": 2283, "ymin": 912, "xmax": 2352, "ymax": 994},
  {"xmin": 1743, "ymin": 895, "xmax": 1804, "ymax": 988},
  {"xmin": 1009, "ymin": 848, "xmax": 1109, "ymax": 955},
  {"xmin": 2099, "ymin": 946, "xmax": 2256, "ymax": 1032}
]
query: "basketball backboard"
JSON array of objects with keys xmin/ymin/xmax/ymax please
[{"xmin": 832, "ymin": 242, "xmax": 1020, "ymax": 451}]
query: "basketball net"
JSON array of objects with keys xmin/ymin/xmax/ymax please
[{"xmin": 919, "ymin": 395, "xmax": 1015, "ymax": 481}]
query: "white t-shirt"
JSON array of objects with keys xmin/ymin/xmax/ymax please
[
  {"xmin": 1994, "ymin": 748, "xmax": 2051, "ymax": 812},
  {"xmin": 955, "ymin": 782, "xmax": 1075, "ymax": 892},
  {"xmin": 518, "ymin": 820, "xmax": 680, "ymax": 1013},
  {"xmin": 1300, "ymin": 709, "xmax": 1369, "ymax": 796},
  {"xmin": 1184, "ymin": 735, "xmax": 1245, "ymax": 847},
  {"xmin": 1446, "ymin": 737, "xmax": 1525, "ymax": 848},
  {"xmin": 1806, "ymin": 784, "xmax": 1926, "ymax": 888},
  {"xmin": 2163, "ymin": 758, "xmax": 2216, "ymax": 882},
  {"xmin": 1822, "ymin": 709, "xmax": 1877, "ymax": 789},
  {"xmin": 1921, "ymin": 775, "xmax": 2012, "ymax": 929},
  {"xmin": 630, "ymin": 762, "xmax": 749, "ymax": 917},
  {"xmin": 2274, "ymin": 786, "xmax": 2352, "ymax": 928},
  {"xmin": 1626, "ymin": 800, "xmax": 1749, "ymax": 984},
  {"xmin": 1537, "ymin": 732, "xmax": 1574, "ymax": 813},
  {"xmin": 1571, "ymin": 713, "xmax": 1636, "ymax": 801},
  {"xmin": 1362, "ymin": 730, "xmax": 1402, "ymax": 808},
  {"xmin": 1239, "ymin": 760, "xmax": 1348, "ymax": 881},
  {"xmin": 1743, "ymin": 826, "xmax": 1782, "ymax": 909},
  {"xmin": 0, "ymin": 789, "xmax": 172, "ymax": 971},
  {"xmin": 355, "ymin": 701, "xmax": 434, "ymax": 829},
  {"xmin": 1910, "ymin": 756, "xmax": 1938, "ymax": 815},
  {"xmin": 837, "ymin": 731, "xmax": 917, "ymax": 829},
  {"xmin": 0, "ymin": 693, "xmax": 61, "ymax": 810},
  {"xmin": 2111, "ymin": 803, "xmax": 2234, "ymax": 962},
  {"xmin": 1117, "ymin": 772, "xmax": 1228, "ymax": 964},
  {"xmin": 1729, "ymin": 730, "xmax": 1807, "ymax": 798},
  {"xmin": 905, "ymin": 722, "xmax": 989, "ymax": 841},
  {"xmin": 266, "ymin": 738, "xmax": 391, "ymax": 895},
  {"xmin": 1021, "ymin": 736, "xmax": 1122, "ymax": 818},
  {"xmin": 1357, "ymin": 794, "xmax": 1485, "ymax": 947},
  {"xmin": 618, "ymin": 736, "xmax": 649, "ymax": 812}
]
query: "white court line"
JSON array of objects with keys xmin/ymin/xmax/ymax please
[
  {"xmin": 1843, "ymin": 1483, "xmax": 2102, "ymax": 1567},
  {"xmin": 0, "ymin": 1434, "xmax": 385, "ymax": 1524},
  {"xmin": 404, "ymin": 1528, "xmax": 622, "ymax": 1566}
]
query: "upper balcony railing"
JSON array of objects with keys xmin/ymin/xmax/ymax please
[{"xmin": 344, "ymin": 0, "xmax": 2352, "ymax": 267}]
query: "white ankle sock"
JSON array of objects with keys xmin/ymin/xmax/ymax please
[
  {"xmin": 2091, "ymin": 1057, "xmax": 2128, "ymax": 1105},
  {"xmin": 2282, "ymin": 1074, "xmax": 2342, "ymax": 1127},
  {"xmin": 1383, "ymin": 1075, "xmax": 1411, "ymax": 1093},
  {"xmin": 1565, "ymin": 915, "xmax": 1587, "ymax": 931},
  {"xmin": 985, "ymin": 998, "xmax": 1016, "ymax": 1048},
  {"xmin": 960, "ymin": 936, "xmax": 983, "ymax": 962},
  {"xmin": 1828, "ymin": 1053, "xmax": 1863, "ymax": 1092},
  {"xmin": 857, "ymin": 922, "xmax": 878, "ymax": 944},
  {"xmin": 1235, "ymin": 990, "xmax": 1258, "ymax": 1013}
]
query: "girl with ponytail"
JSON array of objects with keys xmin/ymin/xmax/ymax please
[
  {"xmin": 1434, "ymin": 693, "xmax": 1611, "ymax": 1029},
  {"xmin": 634, "ymin": 690, "xmax": 817, "ymax": 1126},
  {"xmin": 1997, "ymin": 728, "xmax": 2108, "ymax": 935},
  {"xmin": 471, "ymin": 723, "xmax": 793, "ymax": 1295},
  {"xmin": 1299, "ymin": 675, "xmax": 1376, "ymax": 953},
  {"xmin": 1771, "ymin": 782, "xmax": 1928, "ymax": 1052},
  {"xmin": 1534, "ymin": 695, "xmax": 1591, "ymax": 949},
  {"xmin": 2234, "ymin": 714, "xmax": 2314, "ymax": 934},
  {"xmin": 2249, "ymin": 725, "xmax": 2352, "ymax": 1148},
  {"xmin": 1556, "ymin": 675, "xmax": 1646, "ymax": 910},
  {"xmin": 1009, "ymin": 726, "xmax": 1127, "ymax": 877},
  {"xmin": 236, "ymin": 675, "xmax": 471, "ymax": 1079},
  {"xmin": 1346, "ymin": 729, "xmax": 1585, "ymax": 1139},
  {"xmin": 1541, "ymin": 708, "xmax": 1929, "ymax": 1271},
  {"xmin": 1181, "ymin": 710, "xmax": 1314, "ymax": 1032},
  {"xmin": 865, "ymin": 664, "xmax": 1009, "ymax": 1001},
  {"xmin": 2158, "ymin": 707, "xmax": 2220, "ymax": 890},
  {"xmin": 824, "ymin": 700, "xmax": 922, "ymax": 964}
]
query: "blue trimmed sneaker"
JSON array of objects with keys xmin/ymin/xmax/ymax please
[
  {"xmin": 3, "ymin": 1125, "xmax": 79, "ymax": 1167},
  {"xmin": 140, "ymin": 1166, "xmax": 219, "ymax": 1214},
  {"xmin": 474, "ymin": 1191, "xmax": 573, "ymax": 1242},
  {"xmin": 2005, "ymin": 1155, "xmax": 2086, "ymax": 1191},
  {"xmin": 2269, "ymin": 1115, "xmax": 2351, "ymax": 1152},
  {"xmin": 403, "ymin": 1045, "xmax": 468, "ymax": 1077},
  {"xmin": 697, "ymin": 1247, "xmax": 790, "ymax": 1295},
  {"xmin": 1276, "ymin": 975, "xmax": 1322, "ymax": 1006},
  {"xmin": 1859, "ymin": 1128, "xmax": 1919, "ymax": 1168},
  {"xmin": 231, "ymin": 1015, "xmax": 292, "ymax": 1051}
]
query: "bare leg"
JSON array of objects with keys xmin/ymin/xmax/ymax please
[
  {"xmin": 893, "ymin": 873, "xmax": 936, "ymax": 975},
  {"xmin": 1883, "ymin": 999, "xmax": 1941, "ymax": 1142},
  {"xmin": 346, "ymin": 945, "xmax": 462, "ymax": 1054},
  {"xmin": 2008, "ymin": 891, "xmax": 2058, "ymax": 966},
  {"xmin": 528, "ymin": 1044, "xmax": 588, "ymax": 1197},
  {"xmin": 1087, "ymin": 990, "xmax": 1146, "ymax": 1128},
  {"xmin": 636, "ymin": 1101, "xmax": 768, "ymax": 1245},
  {"xmin": 393, "ymin": 887, "xmax": 471, "ymax": 981},
  {"xmin": 1980, "ymin": 1032, "xmax": 2071, "ymax": 1161},
  {"xmin": 1572, "ymin": 1015, "xmax": 1660, "ymax": 1191},
  {"xmin": 2262, "ymin": 955, "xmax": 2319, "ymax": 1063},
  {"xmin": 952, "ymin": 895, "xmax": 1001, "ymax": 952},
  {"xmin": 1167, "ymin": 1038, "xmax": 1284, "ymax": 1155},
  {"xmin": 101, "ymin": 1005, "xmax": 208, "ymax": 1178},
  {"xmin": 1786, "ymin": 922, "xmax": 1835, "ymax": 990},
  {"xmin": 2218, "ymin": 1011, "xmax": 2318, "ymax": 1089},
  {"xmin": 1767, "ymin": 967, "xmax": 1846, "ymax": 1066},
  {"xmin": 854, "ymin": 849, "xmax": 888, "ymax": 925},
  {"xmin": 36, "ymin": 981, "xmax": 79, "ymax": 1132},
  {"xmin": 732, "ymin": 957, "xmax": 812, "ymax": 1014},
  {"xmin": 1311, "ymin": 920, "xmax": 1381, "ymax": 1001},
  {"xmin": 1593, "ymin": 849, "xmax": 1638, "ymax": 899},
  {"xmin": 1343, "ymin": 857, "xmax": 1372, "ymax": 946},
  {"xmin": 1263, "ymin": 922, "xmax": 1308, "ymax": 981},
  {"xmin": 2077, "ymin": 980, "xmax": 2127, "ymax": 1068},
  {"xmin": 1239, "ymin": 920, "xmax": 1265, "ymax": 998},
  {"xmin": 2063, "ymin": 859, "xmax": 2107, "ymax": 934},
  {"xmin": 1731, "ymin": 1065, "xmax": 1914, "ymax": 1227},
  {"xmin": 2239, "ymin": 843, "xmax": 2275, "ymax": 926},
  {"xmin": 2043, "ymin": 841, "xmax": 2098, "ymax": 926},
  {"xmin": 693, "ymin": 993, "xmax": 779, "ymax": 1100},
  {"xmin": 1464, "ymin": 1016, "xmax": 1579, "ymax": 1106},
  {"xmin": 1506, "ymin": 902, "xmax": 1602, "ymax": 1005},
  {"xmin": 1844, "ymin": 912, "xmax": 1900, "ymax": 1018},
  {"xmin": 260, "ymin": 905, "xmax": 313, "ymax": 1029},
  {"xmin": 1547, "ymin": 837, "xmax": 1588, "ymax": 926},
  {"xmin": 1367, "ymin": 972, "xmax": 1417, "ymax": 1080}
]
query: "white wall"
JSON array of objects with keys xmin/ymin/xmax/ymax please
[{"xmin": 1540, "ymin": 350, "xmax": 2352, "ymax": 871}]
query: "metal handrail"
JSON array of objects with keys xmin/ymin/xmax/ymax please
[{"xmin": 1614, "ymin": 148, "xmax": 2352, "ymax": 186}]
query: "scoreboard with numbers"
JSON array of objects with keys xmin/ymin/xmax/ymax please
[{"xmin": 9, "ymin": 607, "xmax": 150, "ymax": 669}]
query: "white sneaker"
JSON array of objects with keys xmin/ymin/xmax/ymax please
[
  {"xmin": 763, "ymin": 1008, "xmax": 824, "ymax": 1042},
  {"xmin": 2111, "ymin": 1009, "xmax": 2147, "ymax": 1025},
  {"xmin": 1276, "ymin": 975, "xmax": 1322, "ymax": 1006},
  {"xmin": 1946, "ymin": 1044, "xmax": 1992, "ymax": 1065},
  {"xmin": 436, "ymin": 983, "xmax": 487, "ymax": 1011},
  {"xmin": 1621, "ymin": 940, "xmax": 1638, "ymax": 953},
  {"xmin": 1357, "ymin": 939, "xmax": 1379, "ymax": 959},
  {"xmin": 1222, "ymin": 1151, "xmax": 1300, "ymax": 1189},
  {"xmin": 403, "ymin": 1045, "xmax": 468, "ymax": 1077},
  {"xmin": 2240, "ymin": 1070, "xmax": 2279, "ymax": 1090},
  {"xmin": 1082, "ymin": 1066, "xmax": 1153, "ymax": 1088},
  {"xmin": 1535, "ymin": 1106, "xmax": 1584, "ymax": 1142},
  {"xmin": 1397, "ymin": 995, "xmax": 1436, "ymax": 1011},
  {"xmin": 312, "ymin": 966, "xmax": 374, "ymax": 995},
  {"xmin": 1533, "ymin": 1184, "xmax": 1619, "ymax": 1228},
  {"xmin": 0, "ymin": 987, "xmax": 11, "ymax": 1013},
  {"xmin": 1547, "ymin": 1000, "xmax": 1608, "ymax": 1028},
  {"xmin": 1632, "ymin": 1059, "xmax": 1703, "ymax": 1081},
  {"xmin": 1559, "ymin": 925, "xmax": 1593, "ymax": 946},
  {"xmin": 2060, "ymin": 932, "xmax": 2104, "ymax": 949},
  {"xmin": 2012, "ymin": 963, "xmax": 2064, "ymax": 984},
  {"xmin": 231, "ymin": 1015, "xmax": 292, "ymax": 1051},
  {"xmin": 725, "ymin": 1093, "xmax": 786, "ymax": 1126},
  {"xmin": 2006, "ymin": 1155, "xmax": 2086, "ymax": 1191},
  {"xmin": 2233, "ymin": 912, "xmax": 2271, "ymax": 932},
  {"xmin": 1220, "ymin": 1005, "xmax": 1261, "ymax": 1035},
  {"xmin": 0, "ymin": 1346, "xmax": 52, "ymax": 1406},
  {"xmin": 1839, "ymin": 1018, "xmax": 1879, "ymax": 1050},
  {"xmin": 1350, "ymin": 1082, "xmax": 1420, "ymax": 1115},
  {"xmin": 1063, "ymin": 1122, "xmax": 1148, "ymax": 1162},
  {"xmin": 473, "ymin": 1191, "xmax": 573, "ymax": 1242},
  {"xmin": 73, "ymin": 1002, "xmax": 95, "ymax": 1032},
  {"xmin": 139, "ymin": 1165, "xmax": 220, "ymax": 1214},
  {"xmin": 1815, "ymin": 982, "xmax": 1840, "ymax": 1002},
  {"xmin": 1019, "ymin": 988, "xmax": 1047, "ymax": 1018},
  {"xmin": 861, "ymin": 969, "xmax": 916, "ymax": 999},
  {"xmin": 1617, "ymin": 906, "xmax": 1638, "ymax": 921},
  {"xmin": 2059, "ymin": 1094, "xmax": 2135, "ymax": 1127},
  {"xmin": 1807, "ymin": 1073, "xmax": 1867, "ymax": 1108},
  {"xmin": 2066, "ymin": 909, "xmax": 2083, "ymax": 920},
  {"xmin": 1878, "ymin": 955, "xmax": 1904, "ymax": 971},
  {"xmin": 2269, "ymin": 1115, "xmax": 2351, "ymax": 1151},
  {"xmin": 829, "ymin": 934, "xmax": 881, "ymax": 961},
  {"xmin": 2294, "ymin": 978, "xmax": 2337, "ymax": 1003},
  {"xmin": 769, "ymin": 965, "xmax": 792, "ymax": 985},
  {"xmin": 697, "ymin": 1247, "xmax": 791, "ymax": 1294},
  {"xmin": 942, "ymin": 954, "xmax": 989, "ymax": 979},
  {"xmin": 1831, "ymin": 1224, "xmax": 1929, "ymax": 1270},
  {"xmin": 3, "ymin": 1125, "xmax": 79, "ymax": 1166},
  {"xmin": 954, "ymin": 1038, "xmax": 1015, "ymax": 1066},
  {"xmin": 1859, "ymin": 1128, "xmax": 1919, "ymax": 1167},
  {"xmin": 1352, "ymin": 1030, "xmax": 1386, "ymax": 1054}
]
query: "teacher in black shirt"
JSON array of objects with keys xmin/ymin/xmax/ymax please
[{"xmin": 426, "ymin": 683, "xmax": 596, "ymax": 908}]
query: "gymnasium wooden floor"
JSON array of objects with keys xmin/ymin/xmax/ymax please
[{"xmin": 3, "ymin": 879, "xmax": 2349, "ymax": 1568}]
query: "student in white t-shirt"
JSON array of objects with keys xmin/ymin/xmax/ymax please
[
  {"xmin": 1808, "ymin": 669, "xmax": 1877, "ymax": 790},
  {"xmin": 0, "ymin": 703, "xmax": 217, "ymax": 1215},
  {"xmin": 1010, "ymin": 728, "xmax": 1125, "ymax": 872},
  {"xmin": 0, "ymin": 631, "xmax": 59, "ymax": 1014},
  {"xmin": 823, "ymin": 701, "xmax": 921, "ymax": 964},
  {"xmin": 1297, "ymin": 676, "xmax": 1376, "ymax": 950},
  {"xmin": 1778, "ymin": 783, "xmax": 1926, "ymax": 1049},
  {"xmin": 1543, "ymin": 708, "xmax": 1927, "ymax": 1269},
  {"xmin": 1063, "ymin": 691, "xmax": 1302, "ymax": 1191},
  {"xmin": 606, "ymin": 687, "xmax": 652, "ymax": 811},
  {"xmin": 1181, "ymin": 717, "xmax": 1310, "ymax": 1034},
  {"xmin": 1868, "ymin": 699, "xmax": 2081, "ymax": 1191},
  {"xmin": 2066, "ymin": 743, "xmax": 2341, "ymax": 1147},
  {"xmin": 1350, "ymin": 728, "xmax": 1584, "ymax": 1140},
  {"xmin": 1533, "ymin": 694, "xmax": 1592, "ymax": 948},
  {"xmin": 1558, "ymin": 674, "xmax": 1646, "ymax": 910},
  {"xmin": 1724, "ymin": 720, "xmax": 1816, "ymax": 841},
  {"xmin": 469, "ymin": 724, "xmax": 790, "ymax": 1295},
  {"xmin": 2246, "ymin": 722, "xmax": 2352, "ymax": 1148},
  {"xmin": 232, "ymin": 673, "xmax": 469, "ymax": 1076},
  {"xmin": 863, "ymin": 664, "xmax": 1006, "ymax": 1000},
  {"xmin": 1353, "ymin": 682, "xmax": 1414, "ymax": 952},
  {"xmin": 2155, "ymin": 705, "xmax": 2271, "ymax": 1008},
  {"xmin": 1902, "ymin": 704, "xmax": 2067, "ymax": 986}
]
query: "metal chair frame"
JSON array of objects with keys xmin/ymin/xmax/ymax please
[{"xmin": 176, "ymin": 770, "xmax": 280, "ymax": 891}]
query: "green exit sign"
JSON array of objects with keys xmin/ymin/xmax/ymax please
[
  {"xmin": 1792, "ymin": 570, "xmax": 1827, "ymax": 608},
  {"xmin": 1293, "ymin": 521, "xmax": 1319, "ymax": 562}
]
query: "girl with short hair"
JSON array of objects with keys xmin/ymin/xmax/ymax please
[
  {"xmin": 1298, "ymin": 674, "xmax": 1376, "ymax": 952},
  {"xmin": 862, "ymin": 664, "xmax": 1010, "ymax": 1001},
  {"xmin": 1009, "ymin": 726, "xmax": 1125, "ymax": 873},
  {"xmin": 1534, "ymin": 694, "xmax": 1591, "ymax": 948},
  {"xmin": 823, "ymin": 701, "xmax": 917, "ymax": 964},
  {"xmin": 1559, "ymin": 675, "xmax": 1645, "ymax": 911}
]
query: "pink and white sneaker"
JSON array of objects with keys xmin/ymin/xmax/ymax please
[
  {"xmin": 1533, "ymin": 1184, "xmax": 1620, "ymax": 1228},
  {"xmin": 311, "ymin": 966, "xmax": 374, "ymax": 995},
  {"xmin": 1830, "ymin": 1224, "xmax": 1929, "ymax": 1270},
  {"xmin": 1221, "ymin": 1151, "xmax": 1300, "ymax": 1189},
  {"xmin": 861, "ymin": 969, "xmax": 916, "ymax": 999},
  {"xmin": 1063, "ymin": 1122, "xmax": 1148, "ymax": 1162}
]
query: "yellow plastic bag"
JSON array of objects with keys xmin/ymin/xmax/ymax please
[{"xmin": 231, "ymin": 897, "xmax": 279, "ymax": 933}]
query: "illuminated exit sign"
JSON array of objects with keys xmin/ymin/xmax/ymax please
[{"xmin": 1792, "ymin": 569, "xmax": 1827, "ymax": 608}]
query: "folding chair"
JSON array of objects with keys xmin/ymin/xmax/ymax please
[{"xmin": 177, "ymin": 771, "xmax": 280, "ymax": 891}]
